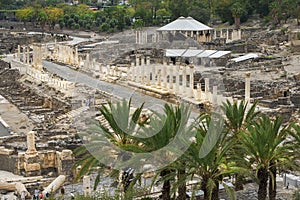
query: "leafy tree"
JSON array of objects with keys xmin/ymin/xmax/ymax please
[
  {"xmin": 45, "ymin": 7, "xmax": 63, "ymax": 29},
  {"xmin": 165, "ymin": 0, "xmax": 189, "ymax": 20},
  {"xmin": 37, "ymin": 9, "xmax": 48, "ymax": 31},
  {"xmin": 215, "ymin": 0, "xmax": 234, "ymax": 24},
  {"xmin": 231, "ymin": 2, "xmax": 247, "ymax": 28},
  {"xmin": 16, "ymin": 7, "xmax": 35, "ymax": 26},
  {"xmin": 58, "ymin": 19, "xmax": 65, "ymax": 29},
  {"xmin": 188, "ymin": 5, "xmax": 211, "ymax": 24}
]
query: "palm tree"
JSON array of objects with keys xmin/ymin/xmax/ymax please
[
  {"xmin": 73, "ymin": 99, "xmax": 146, "ymax": 192},
  {"xmin": 239, "ymin": 115, "xmax": 298, "ymax": 200},
  {"xmin": 131, "ymin": 103, "xmax": 193, "ymax": 200},
  {"xmin": 222, "ymin": 100, "xmax": 260, "ymax": 190},
  {"xmin": 182, "ymin": 113, "xmax": 237, "ymax": 200},
  {"xmin": 73, "ymin": 99, "xmax": 194, "ymax": 199}
]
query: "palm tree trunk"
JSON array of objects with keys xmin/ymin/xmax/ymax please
[
  {"xmin": 161, "ymin": 169, "xmax": 171, "ymax": 200},
  {"xmin": 211, "ymin": 180, "xmax": 219, "ymax": 200},
  {"xmin": 269, "ymin": 162, "xmax": 277, "ymax": 200},
  {"xmin": 201, "ymin": 178, "xmax": 209, "ymax": 200},
  {"xmin": 177, "ymin": 168, "xmax": 186, "ymax": 200},
  {"xmin": 235, "ymin": 174, "xmax": 244, "ymax": 190},
  {"xmin": 257, "ymin": 167, "xmax": 268, "ymax": 200},
  {"xmin": 234, "ymin": 17, "xmax": 240, "ymax": 29}
]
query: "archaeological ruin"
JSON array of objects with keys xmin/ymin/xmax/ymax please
[{"xmin": 0, "ymin": 14, "xmax": 299, "ymax": 199}]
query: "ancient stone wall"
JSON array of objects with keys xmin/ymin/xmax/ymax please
[
  {"xmin": 0, "ymin": 146, "xmax": 74, "ymax": 179},
  {"xmin": 0, "ymin": 148, "xmax": 18, "ymax": 174}
]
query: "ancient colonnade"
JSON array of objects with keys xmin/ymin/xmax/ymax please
[
  {"xmin": 212, "ymin": 29, "xmax": 242, "ymax": 43},
  {"xmin": 126, "ymin": 57, "xmax": 251, "ymax": 105}
]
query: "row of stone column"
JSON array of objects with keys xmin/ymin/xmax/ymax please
[
  {"xmin": 26, "ymin": 67, "xmax": 73, "ymax": 90},
  {"xmin": 128, "ymin": 57, "xmax": 195, "ymax": 98},
  {"xmin": 32, "ymin": 44, "xmax": 43, "ymax": 70},
  {"xmin": 54, "ymin": 44, "xmax": 79, "ymax": 66},
  {"xmin": 135, "ymin": 31, "xmax": 148, "ymax": 44},
  {"xmin": 212, "ymin": 29, "xmax": 242, "ymax": 42},
  {"xmin": 127, "ymin": 57, "xmax": 251, "ymax": 104},
  {"xmin": 17, "ymin": 45, "xmax": 31, "ymax": 65},
  {"xmin": 17, "ymin": 44, "xmax": 43, "ymax": 70}
]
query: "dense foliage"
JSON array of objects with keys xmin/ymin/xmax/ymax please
[{"xmin": 0, "ymin": 0, "xmax": 297, "ymax": 32}]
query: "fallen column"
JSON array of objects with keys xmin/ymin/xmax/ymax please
[
  {"xmin": 0, "ymin": 182, "xmax": 29, "ymax": 197},
  {"xmin": 15, "ymin": 182, "xmax": 30, "ymax": 197},
  {"xmin": 42, "ymin": 175, "xmax": 66, "ymax": 195},
  {"xmin": 0, "ymin": 182, "xmax": 16, "ymax": 191}
]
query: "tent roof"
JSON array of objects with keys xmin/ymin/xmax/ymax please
[
  {"xmin": 157, "ymin": 17, "xmax": 212, "ymax": 32},
  {"xmin": 165, "ymin": 49, "xmax": 231, "ymax": 58},
  {"xmin": 231, "ymin": 53, "xmax": 259, "ymax": 62}
]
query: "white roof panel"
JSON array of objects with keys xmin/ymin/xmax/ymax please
[
  {"xmin": 165, "ymin": 49, "xmax": 186, "ymax": 57},
  {"xmin": 157, "ymin": 16, "xmax": 212, "ymax": 31},
  {"xmin": 182, "ymin": 49, "xmax": 203, "ymax": 57},
  {"xmin": 209, "ymin": 51, "xmax": 231, "ymax": 58},
  {"xmin": 231, "ymin": 53, "xmax": 259, "ymax": 62},
  {"xmin": 197, "ymin": 50, "xmax": 217, "ymax": 58}
]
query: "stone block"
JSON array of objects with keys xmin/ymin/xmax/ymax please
[
  {"xmin": 278, "ymin": 97, "xmax": 289, "ymax": 105},
  {"xmin": 24, "ymin": 162, "xmax": 41, "ymax": 175},
  {"xmin": 0, "ymin": 146, "xmax": 14, "ymax": 155}
]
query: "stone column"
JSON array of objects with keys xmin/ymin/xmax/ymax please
[
  {"xmin": 174, "ymin": 64, "xmax": 180, "ymax": 94},
  {"xmin": 205, "ymin": 78, "xmax": 210, "ymax": 94},
  {"xmin": 151, "ymin": 64, "xmax": 156, "ymax": 87},
  {"xmin": 113, "ymin": 66, "xmax": 118, "ymax": 77},
  {"xmin": 26, "ymin": 47, "xmax": 30, "ymax": 65},
  {"xmin": 26, "ymin": 131, "xmax": 36, "ymax": 153},
  {"xmin": 22, "ymin": 47, "xmax": 26, "ymax": 64},
  {"xmin": 24, "ymin": 131, "xmax": 41, "ymax": 176},
  {"xmin": 139, "ymin": 31, "xmax": 142, "ymax": 44},
  {"xmin": 181, "ymin": 66, "xmax": 186, "ymax": 95},
  {"xmin": 42, "ymin": 175, "xmax": 66, "ymax": 196},
  {"xmin": 136, "ymin": 57, "xmax": 140, "ymax": 82},
  {"xmin": 245, "ymin": 73, "xmax": 251, "ymax": 103},
  {"xmin": 136, "ymin": 31, "xmax": 138, "ymax": 44},
  {"xmin": 157, "ymin": 69, "xmax": 161, "ymax": 89},
  {"xmin": 32, "ymin": 44, "xmax": 42, "ymax": 70},
  {"xmin": 75, "ymin": 46, "xmax": 79, "ymax": 66},
  {"xmin": 162, "ymin": 66, "xmax": 167, "ymax": 90},
  {"xmin": 128, "ymin": 63, "xmax": 133, "ymax": 81},
  {"xmin": 212, "ymin": 86, "xmax": 218, "ymax": 105},
  {"xmin": 17, "ymin": 45, "xmax": 20, "ymax": 61},
  {"xmin": 196, "ymin": 83, "xmax": 202, "ymax": 101},
  {"xmin": 189, "ymin": 65, "xmax": 194, "ymax": 98},
  {"xmin": 83, "ymin": 175, "xmax": 91, "ymax": 197},
  {"xmin": 168, "ymin": 64, "xmax": 173, "ymax": 91},
  {"xmin": 146, "ymin": 57, "xmax": 150, "ymax": 86},
  {"xmin": 141, "ymin": 57, "xmax": 145, "ymax": 84},
  {"xmin": 85, "ymin": 54, "xmax": 90, "ymax": 69},
  {"xmin": 132, "ymin": 64, "xmax": 137, "ymax": 82},
  {"xmin": 226, "ymin": 29, "xmax": 229, "ymax": 42}
]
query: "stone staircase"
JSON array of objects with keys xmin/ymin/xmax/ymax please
[{"xmin": 56, "ymin": 106, "xmax": 89, "ymax": 122}]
